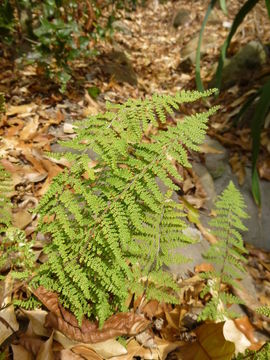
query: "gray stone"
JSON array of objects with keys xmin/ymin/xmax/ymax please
[
  {"xmin": 181, "ymin": 33, "xmax": 217, "ymax": 64},
  {"xmin": 167, "ymin": 227, "xmax": 210, "ymax": 278},
  {"xmin": 210, "ymin": 40, "xmax": 267, "ymax": 90},
  {"xmin": 204, "ymin": 135, "xmax": 228, "ymax": 179},
  {"xmin": 193, "ymin": 137, "xmax": 270, "ymax": 250},
  {"xmin": 112, "ymin": 20, "xmax": 133, "ymax": 36},
  {"xmin": 207, "ymin": 8, "xmax": 221, "ymax": 25},
  {"xmin": 101, "ymin": 50, "xmax": 137, "ymax": 86},
  {"xmin": 173, "ymin": 9, "xmax": 191, "ymax": 28}
]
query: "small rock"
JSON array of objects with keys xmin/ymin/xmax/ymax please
[
  {"xmin": 207, "ymin": 8, "xmax": 221, "ymax": 25},
  {"xmin": 101, "ymin": 50, "xmax": 137, "ymax": 86},
  {"xmin": 181, "ymin": 33, "xmax": 217, "ymax": 64},
  {"xmin": 173, "ymin": 9, "xmax": 191, "ymax": 28},
  {"xmin": 63, "ymin": 123, "xmax": 76, "ymax": 134},
  {"xmin": 209, "ymin": 40, "xmax": 267, "ymax": 90},
  {"xmin": 112, "ymin": 20, "xmax": 133, "ymax": 35}
]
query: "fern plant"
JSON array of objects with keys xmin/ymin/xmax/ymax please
[
  {"xmin": 31, "ymin": 89, "xmax": 219, "ymax": 326},
  {"xmin": 0, "ymin": 164, "xmax": 12, "ymax": 233},
  {"xmin": 0, "ymin": 164, "xmax": 35, "ymax": 281},
  {"xmin": 199, "ymin": 181, "xmax": 249, "ymax": 321}
]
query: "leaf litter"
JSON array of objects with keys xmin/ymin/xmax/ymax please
[{"xmin": 0, "ymin": 0, "xmax": 270, "ymax": 358}]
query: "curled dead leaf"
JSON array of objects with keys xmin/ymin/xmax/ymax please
[
  {"xmin": 33, "ymin": 287, "xmax": 149, "ymax": 343},
  {"xmin": 195, "ymin": 263, "xmax": 215, "ymax": 273}
]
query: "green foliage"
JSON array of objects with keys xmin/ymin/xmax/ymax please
[
  {"xmin": 0, "ymin": 164, "xmax": 35, "ymax": 281},
  {"xmin": 32, "ymin": 89, "xmax": 218, "ymax": 326},
  {"xmin": 198, "ymin": 181, "xmax": 249, "ymax": 321},
  {"xmin": 0, "ymin": 164, "xmax": 12, "ymax": 232},
  {"xmin": 0, "ymin": 227, "xmax": 35, "ymax": 281},
  {"xmin": 0, "ymin": 0, "xmax": 14, "ymax": 40},
  {"xmin": 0, "ymin": 0, "xmax": 137, "ymax": 92},
  {"xmin": 197, "ymin": 0, "xmax": 269, "ymax": 205},
  {"xmin": 234, "ymin": 343, "xmax": 270, "ymax": 360},
  {"xmin": 13, "ymin": 296, "xmax": 42, "ymax": 310},
  {"xmin": 257, "ymin": 306, "xmax": 270, "ymax": 318}
]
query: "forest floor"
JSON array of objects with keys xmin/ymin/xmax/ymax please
[{"xmin": 1, "ymin": 0, "xmax": 270, "ymax": 359}]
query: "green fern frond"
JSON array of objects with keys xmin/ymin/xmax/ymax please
[
  {"xmin": 234, "ymin": 343, "xmax": 270, "ymax": 360},
  {"xmin": 0, "ymin": 165, "xmax": 35, "ymax": 281},
  {"xmin": 199, "ymin": 181, "xmax": 249, "ymax": 321},
  {"xmin": 0, "ymin": 164, "xmax": 12, "ymax": 232},
  {"xmin": 32, "ymin": 91, "xmax": 218, "ymax": 326},
  {"xmin": 257, "ymin": 306, "xmax": 270, "ymax": 318},
  {"xmin": 13, "ymin": 296, "xmax": 42, "ymax": 310}
]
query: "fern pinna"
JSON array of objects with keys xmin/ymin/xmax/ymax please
[
  {"xmin": 199, "ymin": 181, "xmax": 249, "ymax": 321},
  {"xmin": 0, "ymin": 164, "xmax": 35, "ymax": 282},
  {"xmin": 33, "ymin": 90, "xmax": 218, "ymax": 325},
  {"xmin": 0, "ymin": 164, "xmax": 12, "ymax": 233}
]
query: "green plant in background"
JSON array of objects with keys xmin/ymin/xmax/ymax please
[
  {"xmin": 0, "ymin": 0, "xmax": 138, "ymax": 92},
  {"xmin": 0, "ymin": 0, "xmax": 14, "ymax": 41},
  {"xmin": 199, "ymin": 181, "xmax": 249, "ymax": 321},
  {"xmin": 196, "ymin": 0, "xmax": 270, "ymax": 206},
  {"xmin": 234, "ymin": 343, "xmax": 270, "ymax": 360},
  {"xmin": 31, "ymin": 90, "xmax": 218, "ymax": 326},
  {"xmin": 0, "ymin": 165, "xmax": 35, "ymax": 282}
]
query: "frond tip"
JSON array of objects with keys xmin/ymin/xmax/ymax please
[{"xmin": 199, "ymin": 181, "xmax": 249, "ymax": 321}]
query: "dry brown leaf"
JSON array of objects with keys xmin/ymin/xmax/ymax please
[
  {"xmin": 7, "ymin": 103, "xmax": 37, "ymax": 116},
  {"xmin": 22, "ymin": 309, "xmax": 50, "ymax": 337},
  {"xmin": 234, "ymin": 317, "xmax": 256, "ymax": 344},
  {"xmin": 196, "ymin": 222, "xmax": 217, "ymax": 244},
  {"xmin": 258, "ymin": 159, "xmax": 270, "ymax": 181},
  {"xmin": 12, "ymin": 209, "xmax": 33, "ymax": 229},
  {"xmin": 20, "ymin": 116, "xmax": 39, "ymax": 141},
  {"xmin": 34, "ymin": 287, "xmax": 149, "ymax": 343},
  {"xmin": 175, "ymin": 322, "xmax": 235, "ymax": 360},
  {"xmin": 199, "ymin": 143, "xmax": 223, "ymax": 154},
  {"xmin": 60, "ymin": 349, "xmax": 83, "ymax": 360},
  {"xmin": 229, "ymin": 153, "xmax": 246, "ymax": 185},
  {"xmin": 71, "ymin": 346, "xmax": 102, "ymax": 360},
  {"xmin": 142, "ymin": 300, "xmax": 159, "ymax": 319},
  {"xmin": 0, "ymin": 274, "xmax": 19, "ymax": 345},
  {"xmin": 19, "ymin": 334, "xmax": 44, "ymax": 356},
  {"xmin": 36, "ymin": 332, "xmax": 54, "ymax": 360},
  {"xmin": 111, "ymin": 337, "xmax": 183, "ymax": 360},
  {"xmin": 12, "ymin": 344, "xmax": 33, "ymax": 360},
  {"xmin": 74, "ymin": 339, "xmax": 128, "ymax": 359},
  {"xmin": 55, "ymin": 330, "xmax": 128, "ymax": 358},
  {"xmin": 195, "ymin": 263, "xmax": 215, "ymax": 273}
]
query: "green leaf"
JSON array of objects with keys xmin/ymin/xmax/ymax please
[
  {"xmin": 219, "ymin": 0, "xmax": 228, "ymax": 15},
  {"xmin": 215, "ymin": 0, "xmax": 259, "ymax": 90},
  {"xmin": 252, "ymin": 169, "xmax": 261, "ymax": 207},
  {"xmin": 196, "ymin": 0, "xmax": 218, "ymax": 92},
  {"xmin": 251, "ymin": 79, "xmax": 270, "ymax": 206},
  {"xmin": 87, "ymin": 86, "xmax": 101, "ymax": 99}
]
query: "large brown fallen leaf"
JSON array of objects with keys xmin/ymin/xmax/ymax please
[
  {"xmin": 174, "ymin": 322, "xmax": 235, "ymax": 360},
  {"xmin": 60, "ymin": 349, "xmax": 83, "ymax": 360},
  {"xmin": 12, "ymin": 344, "xmax": 33, "ymax": 360},
  {"xmin": 36, "ymin": 332, "xmax": 54, "ymax": 360},
  {"xmin": 34, "ymin": 286, "xmax": 149, "ymax": 343},
  {"xmin": 13, "ymin": 209, "xmax": 33, "ymax": 229},
  {"xmin": 7, "ymin": 103, "xmax": 37, "ymax": 117},
  {"xmin": 111, "ymin": 337, "xmax": 183, "ymax": 360},
  {"xmin": 20, "ymin": 116, "xmax": 39, "ymax": 141},
  {"xmin": 0, "ymin": 274, "xmax": 19, "ymax": 345},
  {"xmin": 55, "ymin": 329, "xmax": 128, "ymax": 358}
]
